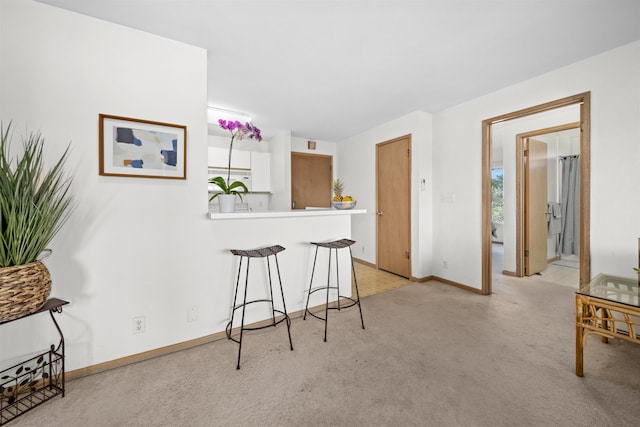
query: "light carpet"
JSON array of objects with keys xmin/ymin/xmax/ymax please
[{"xmin": 9, "ymin": 278, "xmax": 640, "ymax": 426}]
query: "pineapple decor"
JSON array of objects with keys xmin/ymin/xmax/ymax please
[
  {"xmin": 332, "ymin": 179, "xmax": 344, "ymax": 201},
  {"xmin": 332, "ymin": 179, "xmax": 355, "ymax": 208}
]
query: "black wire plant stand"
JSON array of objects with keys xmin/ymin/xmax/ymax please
[{"xmin": 0, "ymin": 298, "xmax": 68, "ymax": 426}]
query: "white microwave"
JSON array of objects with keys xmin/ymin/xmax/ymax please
[{"xmin": 208, "ymin": 169, "xmax": 252, "ymax": 192}]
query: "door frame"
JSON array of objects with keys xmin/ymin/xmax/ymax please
[
  {"xmin": 515, "ymin": 122, "xmax": 580, "ymax": 277},
  {"xmin": 376, "ymin": 134, "xmax": 412, "ymax": 277},
  {"xmin": 482, "ymin": 92, "xmax": 591, "ymax": 295}
]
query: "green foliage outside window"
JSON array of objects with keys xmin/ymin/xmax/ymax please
[{"xmin": 491, "ymin": 168, "xmax": 504, "ymax": 224}]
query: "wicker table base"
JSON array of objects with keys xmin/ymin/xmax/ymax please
[{"xmin": 575, "ymin": 274, "xmax": 639, "ymax": 377}]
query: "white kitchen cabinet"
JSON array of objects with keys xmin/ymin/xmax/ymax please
[
  {"xmin": 250, "ymin": 152, "xmax": 271, "ymax": 192},
  {"xmin": 208, "ymin": 147, "xmax": 251, "ymax": 169}
]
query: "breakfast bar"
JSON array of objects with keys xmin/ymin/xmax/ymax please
[{"xmin": 208, "ymin": 208, "xmax": 366, "ymax": 328}]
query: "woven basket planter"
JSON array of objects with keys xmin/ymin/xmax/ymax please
[{"xmin": 0, "ymin": 261, "xmax": 51, "ymax": 323}]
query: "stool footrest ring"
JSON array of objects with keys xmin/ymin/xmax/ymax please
[
  {"xmin": 305, "ymin": 296, "xmax": 360, "ymax": 321},
  {"xmin": 226, "ymin": 308, "xmax": 290, "ymax": 342}
]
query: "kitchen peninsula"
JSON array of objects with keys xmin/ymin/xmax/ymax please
[{"xmin": 208, "ymin": 208, "xmax": 366, "ymax": 327}]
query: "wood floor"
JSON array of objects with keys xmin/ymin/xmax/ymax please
[{"xmin": 352, "ymin": 261, "xmax": 411, "ymax": 298}]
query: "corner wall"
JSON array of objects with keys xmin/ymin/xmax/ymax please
[
  {"xmin": 0, "ymin": 0, "xmax": 211, "ymax": 370},
  {"xmin": 339, "ymin": 111, "xmax": 433, "ymax": 279}
]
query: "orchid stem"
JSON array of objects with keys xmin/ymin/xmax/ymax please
[{"xmin": 227, "ymin": 135, "xmax": 235, "ymax": 189}]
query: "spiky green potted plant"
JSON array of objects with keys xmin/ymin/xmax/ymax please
[
  {"xmin": 0, "ymin": 123, "xmax": 74, "ymax": 322},
  {"xmin": 209, "ymin": 119, "xmax": 262, "ymax": 213}
]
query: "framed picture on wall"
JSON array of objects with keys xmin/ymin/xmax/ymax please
[{"xmin": 99, "ymin": 114, "xmax": 187, "ymax": 179}]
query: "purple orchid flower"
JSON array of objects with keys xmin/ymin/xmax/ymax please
[{"xmin": 217, "ymin": 118, "xmax": 263, "ymax": 186}]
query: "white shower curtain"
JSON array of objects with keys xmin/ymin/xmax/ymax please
[{"xmin": 560, "ymin": 155, "xmax": 580, "ymax": 255}]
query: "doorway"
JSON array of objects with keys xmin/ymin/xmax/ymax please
[
  {"xmin": 291, "ymin": 153, "xmax": 332, "ymax": 209},
  {"xmin": 515, "ymin": 123, "xmax": 581, "ymax": 280},
  {"xmin": 482, "ymin": 92, "xmax": 591, "ymax": 295},
  {"xmin": 376, "ymin": 135, "xmax": 411, "ymax": 278}
]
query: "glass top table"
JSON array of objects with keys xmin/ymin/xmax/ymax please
[
  {"xmin": 575, "ymin": 273, "xmax": 640, "ymax": 376},
  {"xmin": 577, "ymin": 273, "xmax": 639, "ymax": 308}
]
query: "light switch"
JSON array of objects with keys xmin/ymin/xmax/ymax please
[{"xmin": 441, "ymin": 192, "xmax": 456, "ymax": 203}]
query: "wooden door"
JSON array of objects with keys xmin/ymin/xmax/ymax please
[
  {"xmin": 525, "ymin": 138, "xmax": 548, "ymax": 276},
  {"xmin": 376, "ymin": 135, "xmax": 411, "ymax": 278},
  {"xmin": 291, "ymin": 153, "xmax": 332, "ymax": 209}
]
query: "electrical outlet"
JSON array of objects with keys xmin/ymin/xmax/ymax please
[
  {"xmin": 188, "ymin": 306, "xmax": 198, "ymax": 323},
  {"xmin": 443, "ymin": 260, "xmax": 448, "ymax": 269},
  {"xmin": 133, "ymin": 316, "xmax": 145, "ymax": 334},
  {"xmin": 362, "ymin": 246, "xmax": 366, "ymax": 253}
]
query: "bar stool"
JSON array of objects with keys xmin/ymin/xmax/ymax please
[
  {"xmin": 226, "ymin": 245, "xmax": 293, "ymax": 369},
  {"xmin": 303, "ymin": 238, "xmax": 365, "ymax": 341}
]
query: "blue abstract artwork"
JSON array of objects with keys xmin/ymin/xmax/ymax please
[
  {"xmin": 112, "ymin": 126, "xmax": 178, "ymax": 171},
  {"xmin": 100, "ymin": 114, "xmax": 186, "ymax": 179}
]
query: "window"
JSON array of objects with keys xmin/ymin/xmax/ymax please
[{"xmin": 491, "ymin": 168, "xmax": 504, "ymax": 224}]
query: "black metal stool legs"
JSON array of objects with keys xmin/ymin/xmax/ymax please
[
  {"xmin": 303, "ymin": 239, "xmax": 365, "ymax": 341},
  {"xmin": 303, "ymin": 245, "xmax": 320, "ymax": 322},
  {"xmin": 348, "ymin": 245, "xmax": 366, "ymax": 331},
  {"xmin": 226, "ymin": 245, "xmax": 292, "ymax": 369},
  {"xmin": 271, "ymin": 253, "xmax": 294, "ymax": 351},
  {"xmin": 322, "ymin": 248, "xmax": 333, "ymax": 341},
  {"xmin": 236, "ymin": 257, "xmax": 251, "ymax": 369}
]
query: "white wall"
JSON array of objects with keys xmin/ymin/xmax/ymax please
[
  {"xmin": 433, "ymin": 40, "xmax": 640, "ymax": 289},
  {"xmin": 291, "ymin": 137, "xmax": 337, "ymax": 158},
  {"xmin": 339, "ymin": 111, "xmax": 433, "ymax": 279},
  {"xmin": 0, "ymin": 0, "xmax": 212, "ymax": 370},
  {"xmin": 268, "ymin": 130, "xmax": 293, "ymax": 210},
  {"xmin": 207, "ymin": 134, "xmax": 271, "ymax": 153}
]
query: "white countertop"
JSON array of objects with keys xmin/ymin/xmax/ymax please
[{"xmin": 209, "ymin": 208, "xmax": 366, "ymax": 220}]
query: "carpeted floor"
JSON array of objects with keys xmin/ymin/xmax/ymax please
[{"xmin": 8, "ymin": 276, "xmax": 640, "ymax": 426}]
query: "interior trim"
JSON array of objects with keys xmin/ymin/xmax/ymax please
[
  {"xmin": 428, "ymin": 276, "xmax": 484, "ymax": 294},
  {"xmin": 353, "ymin": 257, "xmax": 376, "ymax": 269},
  {"xmin": 482, "ymin": 92, "xmax": 591, "ymax": 295},
  {"xmin": 67, "ymin": 306, "xmax": 310, "ymax": 382},
  {"xmin": 66, "ymin": 331, "xmax": 227, "ymax": 381}
]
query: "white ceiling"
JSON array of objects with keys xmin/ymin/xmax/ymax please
[{"xmin": 36, "ymin": 0, "xmax": 640, "ymax": 141}]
